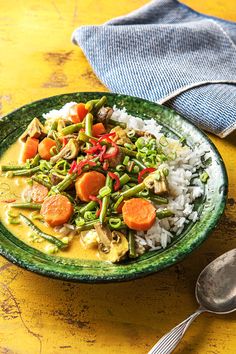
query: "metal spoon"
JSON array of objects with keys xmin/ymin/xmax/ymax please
[{"xmin": 148, "ymin": 249, "xmax": 236, "ymax": 354}]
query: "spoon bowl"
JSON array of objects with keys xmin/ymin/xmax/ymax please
[
  {"xmin": 196, "ymin": 248, "xmax": 236, "ymax": 314},
  {"xmin": 149, "ymin": 249, "xmax": 236, "ymax": 354}
]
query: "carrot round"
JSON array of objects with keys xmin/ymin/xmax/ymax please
[
  {"xmin": 38, "ymin": 137, "xmax": 56, "ymax": 160},
  {"xmin": 92, "ymin": 123, "xmax": 106, "ymax": 137},
  {"xmin": 75, "ymin": 171, "xmax": 106, "ymax": 202},
  {"xmin": 122, "ymin": 198, "xmax": 156, "ymax": 231},
  {"xmin": 30, "ymin": 183, "xmax": 49, "ymax": 203},
  {"xmin": 71, "ymin": 103, "xmax": 88, "ymax": 123},
  {"xmin": 21, "ymin": 137, "xmax": 39, "ymax": 162},
  {"xmin": 40, "ymin": 195, "xmax": 73, "ymax": 226}
]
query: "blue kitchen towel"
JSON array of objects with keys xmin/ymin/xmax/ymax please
[{"xmin": 72, "ymin": 0, "xmax": 236, "ymax": 137}]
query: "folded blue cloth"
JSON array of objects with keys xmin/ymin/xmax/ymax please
[{"xmin": 72, "ymin": 0, "xmax": 236, "ymax": 137}]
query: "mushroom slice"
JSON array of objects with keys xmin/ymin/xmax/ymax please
[
  {"xmin": 110, "ymin": 126, "xmax": 133, "ymax": 146},
  {"xmin": 144, "ymin": 170, "xmax": 169, "ymax": 196},
  {"xmin": 97, "ymin": 229, "xmax": 129, "ymax": 263},
  {"xmin": 94, "ymin": 223, "xmax": 112, "ymax": 250},
  {"xmin": 20, "ymin": 118, "xmax": 45, "ymax": 141},
  {"xmin": 50, "ymin": 138, "xmax": 79, "ymax": 164},
  {"xmin": 96, "ymin": 106, "xmax": 113, "ymax": 125}
]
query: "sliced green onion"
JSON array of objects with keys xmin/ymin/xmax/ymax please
[
  {"xmin": 116, "ymin": 165, "xmax": 126, "ymax": 172},
  {"xmin": 123, "ymin": 156, "xmax": 130, "ymax": 166},
  {"xmin": 84, "ymin": 211, "xmax": 97, "ymax": 221},
  {"xmin": 119, "ymin": 173, "xmax": 131, "ymax": 186},
  {"xmin": 26, "ymin": 178, "xmax": 33, "ymax": 186},
  {"xmin": 159, "ymin": 135, "xmax": 168, "ymax": 147},
  {"xmin": 75, "ymin": 217, "xmax": 85, "ymax": 227},
  {"xmin": 135, "ymin": 137, "xmax": 145, "ymax": 149},
  {"xmin": 39, "ymin": 160, "xmax": 52, "ymax": 172},
  {"xmin": 163, "ymin": 168, "xmax": 169, "ymax": 176},
  {"xmin": 138, "ymin": 188, "xmax": 150, "ymax": 197},
  {"xmin": 50, "ymin": 146, "xmax": 57, "ymax": 156},
  {"xmin": 200, "ymin": 171, "xmax": 209, "ymax": 183},
  {"xmin": 127, "ymin": 129, "xmax": 136, "ymax": 138},
  {"xmin": 133, "ymin": 165, "xmax": 140, "ymax": 174},
  {"xmin": 109, "ymin": 217, "xmax": 122, "ymax": 229},
  {"xmin": 99, "ymin": 186, "xmax": 111, "ymax": 198}
]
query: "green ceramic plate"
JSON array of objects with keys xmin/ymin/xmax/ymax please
[{"xmin": 0, "ymin": 92, "xmax": 228, "ymax": 282}]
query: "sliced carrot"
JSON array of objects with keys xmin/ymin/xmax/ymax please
[
  {"xmin": 30, "ymin": 183, "xmax": 49, "ymax": 203},
  {"xmin": 71, "ymin": 103, "xmax": 88, "ymax": 123},
  {"xmin": 38, "ymin": 137, "xmax": 56, "ymax": 160},
  {"xmin": 21, "ymin": 137, "xmax": 39, "ymax": 162},
  {"xmin": 75, "ymin": 171, "xmax": 106, "ymax": 202},
  {"xmin": 40, "ymin": 195, "xmax": 73, "ymax": 226},
  {"xmin": 92, "ymin": 123, "xmax": 106, "ymax": 137},
  {"xmin": 122, "ymin": 198, "xmax": 156, "ymax": 231}
]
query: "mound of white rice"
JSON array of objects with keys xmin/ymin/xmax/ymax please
[
  {"xmin": 43, "ymin": 103, "xmax": 209, "ymax": 255},
  {"xmin": 111, "ymin": 107, "xmax": 208, "ymax": 254}
]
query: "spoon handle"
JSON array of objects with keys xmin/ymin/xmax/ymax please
[{"xmin": 148, "ymin": 308, "xmax": 204, "ymax": 354}]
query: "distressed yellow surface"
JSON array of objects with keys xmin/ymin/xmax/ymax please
[{"xmin": 0, "ymin": 1, "xmax": 235, "ymax": 353}]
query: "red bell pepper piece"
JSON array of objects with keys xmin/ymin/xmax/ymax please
[{"xmin": 138, "ymin": 167, "xmax": 156, "ymax": 184}]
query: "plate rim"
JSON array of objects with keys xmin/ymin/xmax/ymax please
[{"xmin": 0, "ymin": 91, "xmax": 228, "ymax": 282}]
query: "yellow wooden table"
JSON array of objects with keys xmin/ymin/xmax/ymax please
[{"xmin": 0, "ymin": 1, "xmax": 235, "ymax": 353}]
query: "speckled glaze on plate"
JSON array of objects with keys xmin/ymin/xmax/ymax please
[{"xmin": 0, "ymin": 92, "xmax": 228, "ymax": 283}]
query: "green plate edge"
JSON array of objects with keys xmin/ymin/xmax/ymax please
[{"xmin": 0, "ymin": 92, "xmax": 228, "ymax": 283}]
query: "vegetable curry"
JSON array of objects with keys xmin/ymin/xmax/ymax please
[{"xmin": 0, "ymin": 96, "xmax": 175, "ymax": 263}]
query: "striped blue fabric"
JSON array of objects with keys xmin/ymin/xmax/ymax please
[{"xmin": 72, "ymin": 0, "xmax": 236, "ymax": 137}]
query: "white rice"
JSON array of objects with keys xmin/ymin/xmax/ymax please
[
  {"xmin": 111, "ymin": 106, "xmax": 208, "ymax": 253},
  {"xmin": 43, "ymin": 103, "xmax": 209, "ymax": 254}
]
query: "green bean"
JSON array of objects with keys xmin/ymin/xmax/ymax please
[
  {"xmin": 12, "ymin": 166, "xmax": 41, "ymax": 176},
  {"xmin": 11, "ymin": 202, "xmax": 42, "ymax": 210},
  {"xmin": 120, "ymin": 182, "xmax": 145, "ymax": 199},
  {"xmin": 99, "ymin": 174, "xmax": 112, "ymax": 224},
  {"xmin": 93, "ymin": 96, "xmax": 107, "ymax": 112},
  {"xmin": 79, "ymin": 201, "xmax": 97, "ymax": 215},
  {"xmin": 85, "ymin": 99, "xmax": 100, "ymax": 112},
  {"xmin": 128, "ymin": 230, "xmax": 137, "ymax": 258},
  {"xmin": 133, "ymin": 158, "xmax": 147, "ymax": 170},
  {"xmin": 119, "ymin": 146, "xmax": 137, "ymax": 157},
  {"xmin": 119, "ymin": 173, "xmax": 131, "ymax": 186},
  {"xmin": 149, "ymin": 196, "xmax": 168, "ymax": 205},
  {"xmin": 76, "ymin": 220, "xmax": 97, "ymax": 231},
  {"xmin": 113, "ymin": 196, "xmax": 124, "ymax": 211},
  {"xmin": 20, "ymin": 214, "xmax": 65, "ymax": 249},
  {"xmin": 85, "ymin": 113, "xmax": 93, "ymax": 148},
  {"xmin": 30, "ymin": 154, "xmax": 40, "ymax": 167},
  {"xmin": 61, "ymin": 123, "xmax": 83, "ymax": 136},
  {"xmin": 1, "ymin": 165, "xmax": 26, "ymax": 172},
  {"xmin": 51, "ymin": 173, "xmax": 76, "ymax": 193},
  {"xmin": 32, "ymin": 176, "xmax": 52, "ymax": 189},
  {"xmin": 156, "ymin": 209, "xmax": 174, "ymax": 219},
  {"xmin": 109, "ymin": 119, "xmax": 127, "ymax": 129}
]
